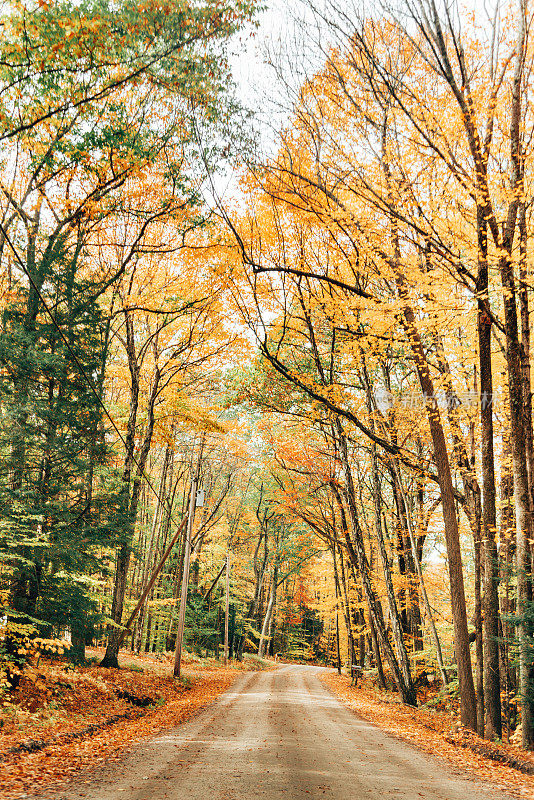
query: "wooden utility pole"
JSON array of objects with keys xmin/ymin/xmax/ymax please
[
  {"xmin": 173, "ymin": 479, "xmax": 197, "ymax": 678},
  {"xmin": 224, "ymin": 552, "xmax": 231, "ymax": 666}
]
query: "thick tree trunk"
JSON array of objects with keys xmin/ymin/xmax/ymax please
[
  {"xmin": 518, "ymin": 201, "xmax": 534, "ymax": 745},
  {"xmin": 499, "ymin": 241, "xmax": 534, "ymax": 747},
  {"xmin": 495, "ymin": 2, "xmax": 533, "ymax": 747},
  {"xmin": 476, "ymin": 208, "xmax": 502, "ymax": 740},
  {"xmin": 381, "ymin": 133, "xmax": 476, "ymax": 724}
]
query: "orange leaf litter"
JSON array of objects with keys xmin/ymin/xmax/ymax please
[
  {"xmin": 321, "ymin": 672, "xmax": 534, "ymax": 800},
  {"xmin": 1, "ymin": 650, "xmax": 241, "ymax": 799}
]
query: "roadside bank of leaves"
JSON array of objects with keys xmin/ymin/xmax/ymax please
[
  {"xmin": 321, "ymin": 672, "xmax": 534, "ymax": 799},
  {"xmin": 0, "ymin": 650, "xmax": 242, "ymax": 799}
]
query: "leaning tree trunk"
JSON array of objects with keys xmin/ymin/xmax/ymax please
[
  {"xmin": 340, "ymin": 484, "xmax": 387, "ymax": 689},
  {"xmin": 435, "ymin": 330, "xmax": 498, "ymax": 732},
  {"xmin": 368, "ymin": 459, "xmax": 414, "ymax": 696}
]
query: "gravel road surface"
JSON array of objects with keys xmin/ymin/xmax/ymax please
[{"xmin": 47, "ymin": 665, "xmax": 514, "ymax": 800}]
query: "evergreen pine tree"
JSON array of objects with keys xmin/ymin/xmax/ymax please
[{"xmin": 0, "ymin": 248, "xmax": 117, "ymax": 663}]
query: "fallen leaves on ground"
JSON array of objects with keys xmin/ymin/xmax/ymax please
[
  {"xmin": 0, "ymin": 648, "xmax": 244, "ymax": 799},
  {"xmin": 321, "ymin": 672, "xmax": 534, "ymax": 800}
]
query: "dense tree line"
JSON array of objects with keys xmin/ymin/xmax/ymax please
[
  {"xmin": 222, "ymin": 0, "xmax": 534, "ymax": 747},
  {"xmin": 2, "ymin": 0, "xmax": 534, "ymax": 754}
]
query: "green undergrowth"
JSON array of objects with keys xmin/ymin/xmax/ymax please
[{"xmin": 242, "ymin": 654, "xmax": 273, "ymax": 671}]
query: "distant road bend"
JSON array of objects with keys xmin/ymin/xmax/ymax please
[{"xmin": 53, "ymin": 665, "xmax": 513, "ymax": 800}]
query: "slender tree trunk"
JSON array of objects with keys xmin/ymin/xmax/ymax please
[
  {"xmin": 368, "ymin": 615, "xmax": 387, "ymax": 689},
  {"xmin": 361, "ymin": 377, "xmax": 415, "ymax": 699},
  {"xmin": 517, "ymin": 201, "xmax": 534, "ymax": 746},
  {"xmin": 258, "ymin": 587, "xmax": 274, "ymax": 658},
  {"xmin": 398, "ymin": 299, "xmax": 477, "ymax": 730},
  {"xmin": 258, "ymin": 562, "xmax": 277, "ymax": 659},
  {"xmin": 358, "ymin": 607, "xmax": 366, "ymax": 667},
  {"xmin": 334, "ymin": 545, "xmax": 357, "ymax": 670},
  {"xmin": 101, "ymin": 343, "xmax": 161, "ymax": 668},
  {"xmin": 334, "ymin": 420, "xmax": 416, "ymax": 705},
  {"xmin": 393, "ymin": 465, "xmax": 449, "ymax": 688},
  {"xmin": 236, "ymin": 530, "xmax": 268, "ymax": 660},
  {"xmin": 134, "ymin": 448, "xmax": 169, "ymax": 652},
  {"xmin": 333, "ymin": 564, "xmax": 342, "ymax": 674},
  {"xmin": 474, "ymin": 532, "xmax": 485, "ymax": 737},
  {"xmin": 268, "ymin": 563, "xmax": 278, "ymax": 657}
]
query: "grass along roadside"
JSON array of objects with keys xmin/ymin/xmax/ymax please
[
  {"xmin": 321, "ymin": 671, "xmax": 534, "ymax": 799},
  {"xmin": 0, "ymin": 648, "xmax": 267, "ymax": 799}
]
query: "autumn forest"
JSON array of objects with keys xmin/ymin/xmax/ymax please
[{"xmin": 2, "ymin": 0, "xmax": 534, "ymax": 793}]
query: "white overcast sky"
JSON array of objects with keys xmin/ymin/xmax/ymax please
[
  {"xmin": 203, "ymin": 0, "xmax": 328, "ymax": 205},
  {"xmin": 229, "ymin": 0, "xmax": 294, "ymax": 107}
]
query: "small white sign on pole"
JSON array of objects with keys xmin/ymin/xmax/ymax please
[{"xmin": 195, "ymin": 488, "xmax": 205, "ymax": 507}]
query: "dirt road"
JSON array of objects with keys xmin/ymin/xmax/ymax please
[{"xmin": 49, "ymin": 665, "xmax": 513, "ymax": 800}]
